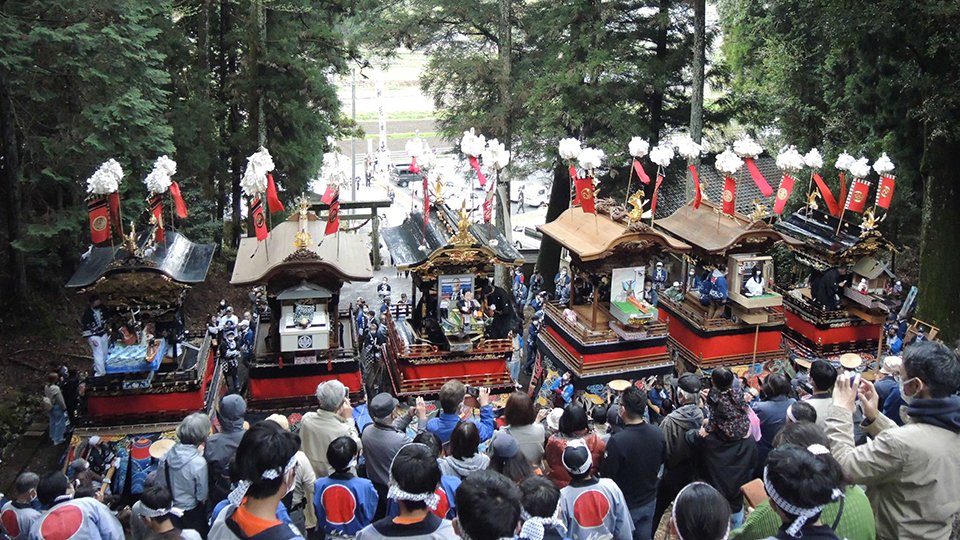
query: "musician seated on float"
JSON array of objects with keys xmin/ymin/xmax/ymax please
[
  {"xmin": 810, "ymin": 268, "xmax": 847, "ymax": 311},
  {"xmin": 743, "ymin": 266, "xmax": 766, "ymax": 297},
  {"xmin": 698, "ymin": 267, "xmax": 729, "ymax": 318}
]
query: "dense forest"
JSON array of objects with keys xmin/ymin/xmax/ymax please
[{"xmin": 1, "ymin": 0, "xmax": 958, "ymax": 338}]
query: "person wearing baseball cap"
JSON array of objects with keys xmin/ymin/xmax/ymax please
[
  {"xmin": 361, "ymin": 393, "xmax": 427, "ymax": 520},
  {"xmin": 556, "ymin": 441, "xmax": 633, "ymax": 540}
]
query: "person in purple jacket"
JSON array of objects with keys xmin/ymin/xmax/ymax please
[{"xmin": 425, "ymin": 381, "xmax": 494, "ymax": 445}]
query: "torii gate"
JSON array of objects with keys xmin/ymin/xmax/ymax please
[{"xmin": 309, "ymin": 197, "xmax": 393, "ymax": 270}]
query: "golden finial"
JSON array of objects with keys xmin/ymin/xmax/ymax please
[
  {"xmin": 859, "ymin": 206, "xmax": 886, "ymax": 235},
  {"xmin": 124, "ymin": 221, "xmax": 139, "ymax": 253},
  {"xmin": 450, "ymin": 200, "xmax": 476, "ymax": 246},
  {"xmin": 432, "ymin": 175, "xmax": 444, "ymax": 203},
  {"xmin": 805, "ymin": 191, "xmax": 820, "ymax": 212},
  {"xmin": 293, "ymin": 194, "xmax": 312, "ymax": 249},
  {"xmin": 749, "ymin": 199, "xmax": 769, "ymax": 222},
  {"xmin": 627, "ymin": 189, "xmax": 648, "ymax": 223}
]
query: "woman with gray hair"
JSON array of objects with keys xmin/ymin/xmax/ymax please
[
  {"xmin": 299, "ymin": 380, "xmax": 362, "ymax": 476},
  {"xmin": 157, "ymin": 412, "xmax": 211, "ymax": 536}
]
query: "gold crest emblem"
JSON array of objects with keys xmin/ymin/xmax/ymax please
[
  {"xmin": 92, "ymin": 216, "xmax": 108, "ymax": 232},
  {"xmin": 722, "ymin": 190, "xmax": 734, "ymax": 203},
  {"xmin": 254, "ymin": 212, "xmax": 265, "ymax": 228},
  {"xmin": 581, "ymin": 188, "xmax": 593, "ymax": 200},
  {"xmin": 777, "ymin": 187, "xmax": 788, "ymax": 200},
  {"xmin": 853, "ymin": 191, "xmax": 864, "ymax": 203},
  {"xmin": 880, "ymin": 186, "xmax": 891, "ymax": 197}
]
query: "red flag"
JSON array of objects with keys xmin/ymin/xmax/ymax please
[
  {"xmin": 633, "ymin": 159, "xmax": 651, "ymax": 185},
  {"xmin": 773, "ymin": 175, "xmax": 796, "ymax": 215},
  {"xmin": 813, "ymin": 173, "xmax": 840, "ymax": 216},
  {"xmin": 321, "ymin": 185, "xmax": 337, "ymax": 205},
  {"xmin": 845, "ymin": 179, "xmax": 870, "ymax": 214},
  {"xmin": 876, "ymin": 175, "xmax": 895, "ymax": 209},
  {"xmin": 469, "ymin": 156, "xmax": 487, "ymax": 188},
  {"xmin": 408, "ymin": 156, "xmax": 420, "ymax": 174},
  {"xmin": 251, "ymin": 197, "xmax": 268, "ymax": 241},
  {"xmin": 573, "ymin": 176, "xmax": 596, "ymax": 214},
  {"xmin": 722, "ymin": 176, "xmax": 737, "ymax": 215},
  {"xmin": 149, "ymin": 194, "xmax": 165, "ymax": 243},
  {"xmin": 87, "ymin": 197, "xmax": 111, "ymax": 245},
  {"xmin": 169, "ymin": 181, "xmax": 188, "ymax": 218},
  {"xmin": 688, "ymin": 164, "xmax": 702, "ymax": 209},
  {"xmin": 651, "ymin": 175, "xmax": 664, "ymax": 216},
  {"xmin": 838, "ymin": 172, "xmax": 847, "ymax": 210},
  {"xmin": 325, "ymin": 188, "xmax": 340, "ymax": 236},
  {"xmin": 107, "ymin": 191, "xmax": 123, "ymax": 237},
  {"xmin": 743, "ymin": 157, "xmax": 774, "ymax": 197},
  {"xmin": 483, "ymin": 187, "xmax": 495, "ymax": 223},
  {"xmin": 568, "ymin": 164, "xmax": 578, "ymax": 182},
  {"xmin": 266, "ymin": 173, "xmax": 284, "ymax": 213},
  {"xmin": 422, "ymin": 175, "xmax": 430, "ymax": 225}
]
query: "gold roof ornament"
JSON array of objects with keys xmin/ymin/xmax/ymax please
[
  {"xmin": 124, "ymin": 221, "xmax": 139, "ymax": 254},
  {"xmin": 432, "ymin": 176, "xmax": 444, "ymax": 204},
  {"xmin": 293, "ymin": 194, "xmax": 312, "ymax": 249},
  {"xmin": 749, "ymin": 199, "xmax": 770, "ymax": 222},
  {"xmin": 450, "ymin": 200, "xmax": 476, "ymax": 246},
  {"xmin": 859, "ymin": 206, "xmax": 886, "ymax": 236},
  {"xmin": 805, "ymin": 190, "xmax": 820, "ymax": 212},
  {"xmin": 627, "ymin": 189, "xmax": 648, "ymax": 223}
]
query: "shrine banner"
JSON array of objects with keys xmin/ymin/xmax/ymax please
[
  {"xmin": 266, "ymin": 173, "xmax": 285, "ymax": 213},
  {"xmin": 574, "ymin": 176, "xmax": 596, "ymax": 214},
  {"xmin": 722, "ymin": 176, "xmax": 737, "ymax": 215},
  {"xmin": 107, "ymin": 191, "xmax": 123, "ymax": 237},
  {"xmin": 838, "ymin": 172, "xmax": 847, "ymax": 209},
  {"xmin": 87, "ymin": 197, "xmax": 111, "ymax": 245},
  {"xmin": 325, "ymin": 188, "xmax": 340, "ymax": 236},
  {"xmin": 876, "ymin": 175, "xmax": 895, "ymax": 209},
  {"xmin": 149, "ymin": 194, "xmax": 164, "ymax": 243},
  {"xmin": 633, "ymin": 158, "xmax": 651, "ymax": 185},
  {"xmin": 251, "ymin": 197, "xmax": 268, "ymax": 241},
  {"xmin": 408, "ymin": 156, "xmax": 420, "ymax": 174},
  {"xmin": 845, "ymin": 179, "xmax": 870, "ymax": 214},
  {"xmin": 469, "ymin": 156, "xmax": 488, "ymax": 188},
  {"xmin": 744, "ymin": 157, "xmax": 774, "ymax": 197},
  {"xmin": 813, "ymin": 173, "xmax": 840, "ymax": 216},
  {"xmin": 689, "ymin": 164, "xmax": 702, "ymax": 209},
  {"xmin": 650, "ymin": 175, "xmax": 664, "ymax": 216},
  {"xmin": 773, "ymin": 175, "xmax": 796, "ymax": 215},
  {"xmin": 321, "ymin": 185, "xmax": 337, "ymax": 205},
  {"xmin": 169, "ymin": 181, "xmax": 188, "ymax": 218}
]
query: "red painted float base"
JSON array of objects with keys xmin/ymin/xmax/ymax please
[
  {"xmin": 86, "ymin": 349, "xmax": 215, "ymax": 422},
  {"xmin": 783, "ymin": 310, "xmax": 881, "ymax": 356},
  {"xmin": 661, "ymin": 309, "xmax": 786, "ymax": 368},
  {"xmin": 389, "ymin": 359, "xmax": 513, "ymax": 397},
  {"xmin": 248, "ymin": 370, "xmax": 363, "ymax": 401}
]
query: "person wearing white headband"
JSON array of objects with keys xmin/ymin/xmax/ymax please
[
  {"xmin": 763, "ymin": 444, "xmax": 844, "ymax": 539},
  {"xmin": 357, "ymin": 443, "xmax": 456, "ymax": 539},
  {"xmin": 669, "ymin": 482, "xmax": 730, "ymax": 540},
  {"xmin": 208, "ymin": 421, "xmax": 303, "ymax": 540},
  {"xmin": 137, "ymin": 484, "xmax": 200, "ymax": 540},
  {"xmin": 556, "ymin": 440, "xmax": 632, "ymax": 540}
]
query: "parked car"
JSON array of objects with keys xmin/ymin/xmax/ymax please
[
  {"xmin": 393, "ymin": 164, "xmax": 423, "ymax": 187},
  {"xmin": 523, "ymin": 187, "xmax": 549, "ymax": 207}
]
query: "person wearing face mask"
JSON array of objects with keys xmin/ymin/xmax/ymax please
[
  {"xmin": 1, "ymin": 473, "xmax": 42, "ymax": 540},
  {"xmin": 827, "ymin": 341, "xmax": 960, "ymax": 540},
  {"xmin": 209, "ymin": 421, "xmax": 305, "ymax": 540}
]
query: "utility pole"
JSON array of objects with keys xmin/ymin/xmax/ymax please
[
  {"xmin": 256, "ymin": 0, "xmax": 266, "ymax": 147},
  {"xmin": 687, "ymin": 0, "xmax": 706, "ymax": 200},
  {"xmin": 351, "ymin": 68, "xmax": 357, "ymax": 202}
]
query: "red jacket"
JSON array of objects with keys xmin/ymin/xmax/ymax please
[{"xmin": 543, "ymin": 432, "xmax": 606, "ymax": 488}]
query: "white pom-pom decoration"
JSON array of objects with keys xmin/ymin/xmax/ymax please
[
  {"xmin": 405, "ymin": 138, "xmax": 425, "ymax": 158},
  {"xmin": 417, "ymin": 150, "xmax": 437, "ymax": 171},
  {"xmin": 144, "ymin": 156, "xmax": 177, "ymax": 195},
  {"xmin": 460, "ymin": 128, "xmax": 486, "ymax": 157},
  {"xmin": 241, "ymin": 147, "xmax": 275, "ymax": 197},
  {"xmin": 715, "ymin": 149, "xmax": 744, "ymax": 175},
  {"xmin": 578, "ymin": 147, "xmax": 605, "ymax": 172},
  {"xmin": 733, "ymin": 135, "xmax": 763, "ymax": 158},
  {"xmin": 629, "ymin": 137, "xmax": 650, "ymax": 159},
  {"xmin": 803, "ymin": 148, "xmax": 824, "ymax": 169},
  {"xmin": 848, "ymin": 157, "xmax": 871, "ymax": 179},
  {"xmin": 482, "ymin": 139, "xmax": 511, "ymax": 170},
  {"xmin": 86, "ymin": 159, "xmax": 124, "ymax": 195},
  {"xmin": 834, "ymin": 151, "xmax": 854, "ymax": 172},
  {"xmin": 776, "ymin": 146, "xmax": 805, "ymax": 173},
  {"xmin": 873, "ymin": 153, "xmax": 895, "ymax": 175},
  {"xmin": 649, "ymin": 144, "xmax": 675, "ymax": 168},
  {"xmin": 673, "ymin": 135, "xmax": 702, "ymax": 160},
  {"xmin": 559, "ymin": 138, "xmax": 582, "ymax": 161},
  {"xmin": 320, "ymin": 150, "xmax": 351, "ymax": 186}
]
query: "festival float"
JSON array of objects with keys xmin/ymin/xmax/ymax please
[
  {"xmin": 774, "ymin": 150, "xmax": 898, "ymax": 360},
  {"xmin": 535, "ymin": 137, "xmax": 693, "ymax": 386},
  {"xmin": 230, "ymin": 147, "xmax": 373, "ymax": 406},
  {"xmin": 377, "ymin": 131, "xmax": 523, "ymax": 397},
  {"xmin": 653, "ymin": 139, "xmax": 802, "ymax": 373},
  {"xmin": 67, "ymin": 158, "xmax": 216, "ymax": 428}
]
